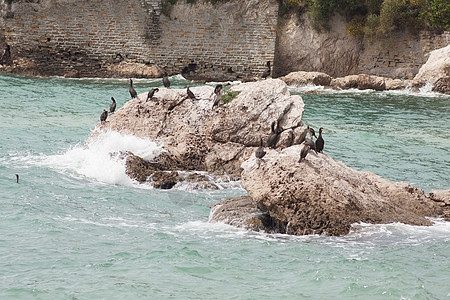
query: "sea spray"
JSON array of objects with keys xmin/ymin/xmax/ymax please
[{"xmin": 39, "ymin": 130, "xmax": 163, "ymax": 186}]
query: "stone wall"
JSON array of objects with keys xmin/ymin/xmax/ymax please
[{"xmin": 0, "ymin": 0, "xmax": 278, "ymax": 78}]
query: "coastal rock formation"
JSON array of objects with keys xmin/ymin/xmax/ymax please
[
  {"xmin": 90, "ymin": 79, "xmax": 305, "ymax": 181},
  {"xmin": 279, "ymin": 71, "xmax": 332, "ymax": 86},
  {"xmin": 210, "ymin": 145, "xmax": 442, "ymax": 236},
  {"xmin": 209, "ymin": 196, "xmax": 275, "ymax": 232},
  {"xmin": 413, "ymin": 45, "xmax": 450, "ymax": 94},
  {"xmin": 428, "ymin": 189, "xmax": 450, "ymax": 221},
  {"xmin": 330, "ymin": 74, "xmax": 387, "ymax": 91},
  {"xmin": 274, "ymin": 14, "xmax": 362, "ymax": 78}
]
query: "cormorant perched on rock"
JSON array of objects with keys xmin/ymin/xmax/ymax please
[
  {"xmin": 261, "ymin": 61, "xmax": 271, "ymax": 79},
  {"xmin": 299, "ymin": 144, "xmax": 310, "ymax": 162},
  {"xmin": 315, "ymin": 127, "xmax": 324, "ymax": 153},
  {"xmin": 307, "ymin": 125, "xmax": 316, "ymax": 138},
  {"xmin": 129, "ymin": 79, "xmax": 137, "ymax": 99},
  {"xmin": 266, "ymin": 120, "xmax": 280, "ymax": 148},
  {"xmin": 304, "ymin": 137, "xmax": 316, "ymax": 153},
  {"xmin": 187, "ymin": 84, "xmax": 197, "ymax": 100},
  {"xmin": 255, "ymin": 137, "xmax": 266, "ymax": 159},
  {"xmin": 146, "ymin": 88, "xmax": 159, "ymax": 102},
  {"xmin": 212, "ymin": 84, "xmax": 223, "ymax": 108},
  {"xmin": 163, "ymin": 72, "xmax": 170, "ymax": 88},
  {"xmin": 100, "ymin": 109, "xmax": 108, "ymax": 124},
  {"xmin": 109, "ymin": 97, "xmax": 116, "ymax": 113},
  {"xmin": 15, "ymin": 174, "xmax": 19, "ymax": 183}
]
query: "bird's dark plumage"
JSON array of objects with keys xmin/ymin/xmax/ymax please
[
  {"xmin": 100, "ymin": 109, "xmax": 108, "ymax": 124},
  {"xmin": 109, "ymin": 97, "xmax": 116, "ymax": 113},
  {"xmin": 129, "ymin": 79, "xmax": 137, "ymax": 99},
  {"xmin": 187, "ymin": 84, "xmax": 197, "ymax": 100},
  {"xmin": 304, "ymin": 137, "xmax": 316, "ymax": 153},
  {"xmin": 299, "ymin": 144, "xmax": 310, "ymax": 162},
  {"xmin": 15, "ymin": 174, "xmax": 19, "ymax": 183},
  {"xmin": 315, "ymin": 127, "xmax": 324, "ymax": 153},
  {"xmin": 261, "ymin": 61, "xmax": 271, "ymax": 79},
  {"xmin": 266, "ymin": 121, "xmax": 279, "ymax": 148},
  {"xmin": 163, "ymin": 72, "xmax": 170, "ymax": 88},
  {"xmin": 255, "ymin": 137, "xmax": 266, "ymax": 159},
  {"xmin": 212, "ymin": 84, "xmax": 223, "ymax": 108},
  {"xmin": 146, "ymin": 88, "xmax": 159, "ymax": 102},
  {"xmin": 307, "ymin": 126, "xmax": 316, "ymax": 138}
]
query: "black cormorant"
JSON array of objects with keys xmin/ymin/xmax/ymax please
[
  {"xmin": 261, "ymin": 61, "xmax": 271, "ymax": 79},
  {"xmin": 304, "ymin": 137, "xmax": 316, "ymax": 153},
  {"xmin": 146, "ymin": 88, "xmax": 159, "ymax": 102},
  {"xmin": 163, "ymin": 72, "xmax": 170, "ymax": 88},
  {"xmin": 109, "ymin": 97, "xmax": 116, "ymax": 113},
  {"xmin": 299, "ymin": 144, "xmax": 310, "ymax": 162},
  {"xmin": 100, "ymin": 109, "xmax": 108, "ymax": 124},
  {"xmin": 129, "ymin": 79, "xmax": 137, "ymax": 99},
  {"xmin": 187, "ymin": 84, "xmax": 197, "ymax": 100},
  {"xmin": 255, "ymin": 137, "xmax": 266, "ymax": 159},
  {"xmin": 15, "ymin": 174, "xmax": 19, "ymax": 183},
  {"xmin": 315, "ymin": 127, "xmax": 324, "ymax": 153},
  {"xmin": 307, "ymin": 126, "xmax": 316, "ymax": 138},
  {"xmin": 266, "ymin": 120, "xmax": 279, "ymax": 148},
  {"xmin": 212, "ymin": 84, "xmax": 223, "ymax": 108}
]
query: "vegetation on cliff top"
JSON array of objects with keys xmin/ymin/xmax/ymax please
[{"xmin": 281, "ymin": 0, "xmax": 450, "ymax": 40}]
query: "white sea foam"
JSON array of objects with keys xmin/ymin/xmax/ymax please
[{"xmin": 38, "ymin": 131, "xmax": 163, "ymax": 186}]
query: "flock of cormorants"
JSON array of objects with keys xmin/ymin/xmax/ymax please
[{"xmin": 97, "ymin": 61, "xmax": 324, "ymax": 164}]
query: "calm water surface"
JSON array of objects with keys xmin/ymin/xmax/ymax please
[{"xmin": 0, "ymin": 73, "xmax": 449, "ymax": 299}]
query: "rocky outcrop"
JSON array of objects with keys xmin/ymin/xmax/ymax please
[
  {"xmin": 330, "ymin": 74, "xmax": 387, "ymax": 91},
  {"xmin": 428, "ymin": 189, "xmax": 450, "ymax": 221},
  {"xmin": 90, "ymin": 79, "xmax": 306, "ymax": 182},
  {"xmin": 279, "ymin": 71, "xmax": 332, "ymax": 86},
  {"xmin": 413, "ymin": 45, "xmax": 450, "ymax": 94},
  {"xmin": 210, "ymin": 145, "xmax": 442, "ymax": 236},
  {"xmin": 209, "ymin": 196, "xmax": 276, "ymax": 232}
]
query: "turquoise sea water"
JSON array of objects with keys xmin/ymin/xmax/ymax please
[{"xmin": 0, "ymin": 73, "xmax": 449, "ymax": 299}]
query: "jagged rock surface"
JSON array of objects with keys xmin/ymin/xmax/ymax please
[
  {"xmin": 413, "ymin": 45, "xmax": 450, "ymax": 94},
  {"xmin": 209, "ymin": 145, "xmax": 442, "ymax": 236},
  {"xmin": 279, "ymin": 71, "xmax": 332, "ymax": 86},
  {"xmin": 89, "ymin": 79, "xmax": 305, "ymax": 180},
  {"xmin": 330, "ymin": 74, "xmax": 387, "ymax": 91}
]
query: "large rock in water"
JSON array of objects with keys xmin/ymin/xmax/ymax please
[
  {"xmin": 210, "ymin": 145, "xmax": 442, "ymax": 236},
  {"xmin": 89, "ymin": 79, "xmax": 305, "ymax": 180},
  {"xmin": 413, "ymin": 45, "xmax": 450, "ymax": 94}
]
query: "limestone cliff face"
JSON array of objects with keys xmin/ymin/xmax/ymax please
[{"xmin": 274, "ymin": 14, "xmax": 363, "ymax": 78}]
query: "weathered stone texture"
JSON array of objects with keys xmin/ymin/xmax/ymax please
[{"xmin": 1, "ymin": 0, "xmax": 278, "ymax": 78}]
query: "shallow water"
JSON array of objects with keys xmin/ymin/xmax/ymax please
[{"xmin": 0, "ymin": 73, "xmax": 449, "ymax": 299}]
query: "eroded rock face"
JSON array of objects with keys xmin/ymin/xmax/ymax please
[
  {"xmin": 413, "ymin": 45, "xmax": 450, "ymax": 94},
  {"xmin": 428, "ymin": 189, "xmax": 450, "ymax": 221},
  {"xmin": 90, "ymin": 79, "xmax": 305, "ymax": 180},
  {"xmin": 209, "ymin": 196, "xmax": 276, "ymax": 232},
  {"xmin": 330, "ymin": 74, "xmax": 387, "ymax": 91},
  {"xmin": 220, "ymin": 145, "xmax": 442, "ymax": 236},
  {"xmin": 279, "ymin": 71, "xmax": 332, "ymax": 86}
]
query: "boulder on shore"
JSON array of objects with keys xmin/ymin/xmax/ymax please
[
  {"xmin": 89, "ymin": 79, "xmax": 306, "ymax": 182},
  {"xmin": 209, "ymin": 145, "xmax": 443, "ymax": 236},
  {"xmin": 413, "ymin": 45, "xmax": 450, "ymax": 94},
  {"xmin": 279, "ymin": 71, "xmax": 332, "ymax": 86},
  {"xmin": 330, "ymin": 74, "xmax": 387, "ymax": 91}
]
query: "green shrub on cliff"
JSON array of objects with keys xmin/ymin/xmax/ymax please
[
  {"xmin": 221, "ymin": 91, "xmax": 240, "ymax": 105},
  {"xmin": 285, "ymin": 0, "xmax": 449, "ymax": 37}
]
